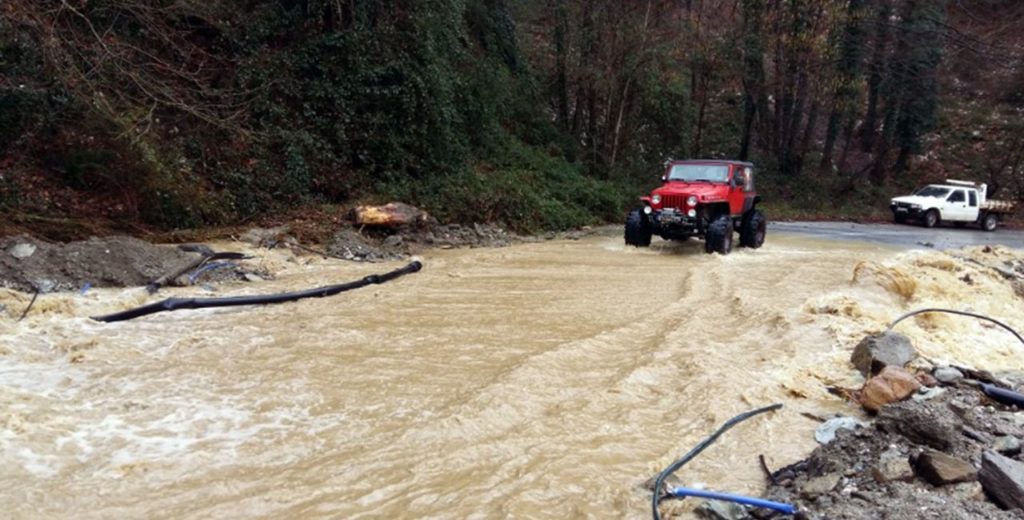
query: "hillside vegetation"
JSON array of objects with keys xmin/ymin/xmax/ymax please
[{"xmin": 2, "ymin": 1, "xmax": 1023, "ymax": 235}]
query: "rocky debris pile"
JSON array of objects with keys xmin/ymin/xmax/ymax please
[
  {"xmin": 740, "ymin": 329, "xmax": 1024, "ymax": 520},
  {"xmin": 242, "ymin": 203, "xmax": 594, "ymax": 263},
  {"xmin": 0, "ymin": 235, "xmax": 198, "ymax": 292},
  {"xmin": 323, "ymin": 223, "xmax": 521, "ymax": 262},
  {"xmin": 758, "ymin": 382, "xmax": 1024, "ymax": 520},
  {"xmin": 0, "ymin": 235, "xmax": 268, "ymax": 294}
]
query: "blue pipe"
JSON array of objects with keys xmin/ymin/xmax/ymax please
[
  {"xmin": 981, "ymin": 383, "xmax": 1024, "ymax": 408},
  {"xmin": 667, "ymin": 486, "xmax": 796, "ymax": 515}
]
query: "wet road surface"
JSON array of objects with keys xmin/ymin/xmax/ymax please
[{"xmin": 771, "ymin": 221, "xmax": 1024, "ymax": 250}]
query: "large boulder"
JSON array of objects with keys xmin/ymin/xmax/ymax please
[{"xmin": 851, "ymin": 331, "xmax": 917, "ymax": 376}]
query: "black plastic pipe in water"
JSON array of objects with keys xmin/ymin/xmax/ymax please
[{"xmin": 92, "ymin": 261, "xmax": 423, "ymax": 323}]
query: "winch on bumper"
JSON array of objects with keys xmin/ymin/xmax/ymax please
[{"xmin": 644, "ymin": 206, "xmax": 705, "ymax": 235}]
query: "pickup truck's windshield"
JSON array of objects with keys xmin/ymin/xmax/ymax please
[
  {"xmin": 667, "ymin": 164, "xmax": 730, "ymax": 183},
  {"xmin": 914, "ymin": 186, "xmax": 951, "ymax": 198}
]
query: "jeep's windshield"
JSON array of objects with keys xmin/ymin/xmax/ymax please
[
  {"xmin": 913, "ymin": 186, "xmax": 951, "ymax": 198},
  {"xmin": 667, "ymin": 164, "xmax": 730, "ymax": 183}
]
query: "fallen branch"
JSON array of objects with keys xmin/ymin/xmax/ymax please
[
  {"xmin": 17, "ymin": 290, "xmax": 39, "ymax": 322},
  {"xmin": 146, "ymin": 251, "xmax": 247, "ymax": 293}
]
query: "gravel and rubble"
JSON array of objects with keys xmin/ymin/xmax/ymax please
[{"xmin": 754, "ymin": 367, "xmax": 1024, "ymax": 519}]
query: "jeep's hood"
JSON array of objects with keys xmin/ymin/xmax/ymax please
[
  {"xmin": 891, "ymin": 195, "xmax": 938, "ymax": 206},
  {"xmin": 653, "ymin": 182, "xmax": 729, "ymax": 201}
]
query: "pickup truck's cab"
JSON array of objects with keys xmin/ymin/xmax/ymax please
[
  {"xmin": 890, "ymin": 180, "xmax": 1013, "ymax": 231},
  {"xmin": 625, "ymin": 159, "xmax": 765, "ymax": 254}
]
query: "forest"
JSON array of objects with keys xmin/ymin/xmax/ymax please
[{"xmin": 2, "ymin": 0, "xmax": 1023, "ymax": 232}]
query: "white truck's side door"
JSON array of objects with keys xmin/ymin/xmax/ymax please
[{"xmin": 943, "ymin": 189, "xmax": 975, "ymax": 222}]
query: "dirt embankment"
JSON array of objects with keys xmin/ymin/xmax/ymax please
[
  {"xmin": 0, "ymin": 209, "xmax": 591, "ymax": 294},
  {"xmin": 0, "ymin": 235, "xmax": 203, "ymax": 293}
]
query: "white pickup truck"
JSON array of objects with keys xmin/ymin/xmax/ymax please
[{"xmin": 890, "ymin": 179, "xmax": 1015, "ymax": 231}]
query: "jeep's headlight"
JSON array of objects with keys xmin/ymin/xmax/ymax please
[
  {"xmin": 643, "ymin": 205, "xmax": 652, "ymax": 215},
  {"xmin": 651, "ymin": 194, "xmax": 661, "ymax": 204},
  {"xmin": 910, "ymin": 204, "xmax": 921, "ymax": 209},
  {"xmin": 686, "ymin": 196, "xmax": 698, "ymax": 206}
]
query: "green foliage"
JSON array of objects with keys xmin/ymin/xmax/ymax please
[
  {"xmin": 2, "ymin": 0, "xmax": 1020, "ymax": 232},
  {"xmin": 382, "ymin": 139, "xmax": 621, "ymax": 232}
]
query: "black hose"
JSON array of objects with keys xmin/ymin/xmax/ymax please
[
  {"xmin": 651, "ymin": 403, "xmax": 783, "ymax": 520},
  {"xmin": 92, "ymin": 261, "xmax": 422, "ymax": 323},
  {"xmin": 887, "ymin": 308, "xmax": 1024, "ymax": 347}
]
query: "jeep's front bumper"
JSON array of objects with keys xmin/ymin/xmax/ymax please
[{"xmin": 646, "ymin": 208, "xmax": 705, "ymax": 235}]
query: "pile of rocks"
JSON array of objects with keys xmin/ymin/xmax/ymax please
[{"xmin": 743, "ymin": 332, "xmax": 1024, "ymax": 519}]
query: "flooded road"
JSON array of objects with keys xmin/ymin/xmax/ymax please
[{"xmin": 3, "ymin": 229, "xmax": 1024, "ymax": 518}]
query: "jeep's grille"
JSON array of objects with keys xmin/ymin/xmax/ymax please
[{"xmin": 661, "ymin": 195, "xmax": 689, "ymax": 209}]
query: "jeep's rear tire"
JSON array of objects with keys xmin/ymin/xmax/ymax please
[
  {"xmin": 739, "ymin": 209, "xmax": 767, "ymax": 248},
  {"xmin": 922, "ymin": 209, "xmax": 940, "ymax": 228},
  {"xmin": 624, "ymin": 209, "xmax": 652, "ymax": 247},
  {"xmin": 982, "ymin": 212, "xmax": 999, "ymax": 232},
  {"xmin": 705, "ymin": 215, "xmax": 733, "ymax": 255}
]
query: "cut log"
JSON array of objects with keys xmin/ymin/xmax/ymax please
[{"xmin": 352, "ymin": 203, "xmax": 432, "ymax": 228}]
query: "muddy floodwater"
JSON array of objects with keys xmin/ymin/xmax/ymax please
[{"xmin": 3, "ymin": 229, "xmax": 1024, "ymax": 518}]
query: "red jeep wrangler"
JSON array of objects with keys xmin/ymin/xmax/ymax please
[{"xmin": 624, "ymin": 160, "xmax": 766, "ymax": 254}]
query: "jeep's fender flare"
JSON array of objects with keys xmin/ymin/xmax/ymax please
[
  {"xmin": 743, "ymin": 195, "xmax": 762, "ymax": 214},
  {"xmin": 705, "ymin": 201, "xmax": 732, "ymax": 219}
]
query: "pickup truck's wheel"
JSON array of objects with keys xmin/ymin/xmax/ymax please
[
  {"xmin": 922, "ymin": 209, "xmax": 940, "ymax": 228},
  {"xmin": 705, "ymin": 215, "xmax": 733, "ymax": 255},
  {"xmin": 982, "ymin": 212, "xmax": 999, "ymax": 232},
  {"xmin": 739, "ymin": 209, "xmax": 767, "ymax": 248},
  {"xmin": 624, "ymin": 209, "xmax": 652, "ymax": 247}
]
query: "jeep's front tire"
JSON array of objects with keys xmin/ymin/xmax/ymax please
[
  {"xmin": 624, "ymin": 209, "xmax": 652, "ymax": 247},
  {"xmin": 893, "ymin": 212, "xmax": 907, "ymax": 224},
  {"xmin": 922, "ymin": 209, "xmax": 940, "ymax": 228},
  {"xmin": 705, "ymin": 215, "xmax": 733, "ymax": 255},
  {"xmin": 739, "ymin": 209, "xmax": 767, "ymax": 248}
]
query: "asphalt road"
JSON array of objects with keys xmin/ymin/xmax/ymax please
[{"xmin": 771, "ymin": 221, "xmax": 1024, "ymax": 250}]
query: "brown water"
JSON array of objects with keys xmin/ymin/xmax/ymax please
[{"xmin": 3, "ymin": 231, "xmax": 1024, "ymax": 519}]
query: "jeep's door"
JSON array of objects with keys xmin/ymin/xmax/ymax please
[
  {"xmin": 728, "ymin": 166, "xmax": 754, "ymax": 215},
  {"xmin": 943, "ymin": 189, "xmax": 973, "ymax": 221}
]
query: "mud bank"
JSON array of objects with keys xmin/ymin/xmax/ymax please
[
  {"xmin": 243, "ymin": 222, "xmax": 591, "ymax": 263},
  {"xmin": 0, "ymin": 235, "xmax": 203, "ymax": 293}
]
